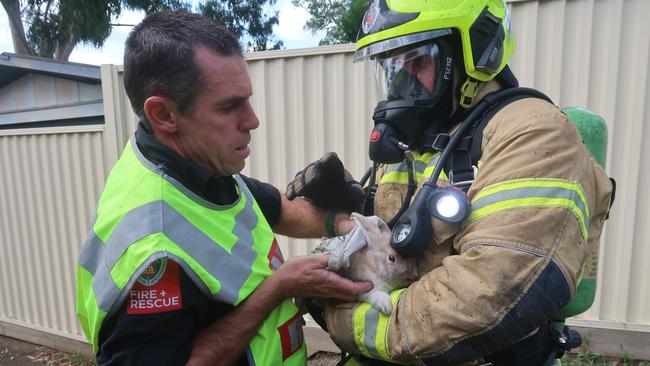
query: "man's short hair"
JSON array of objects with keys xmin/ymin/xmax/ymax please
[{"xmin": 123, "ymin": 11, "xmax": 243, "ymax": 122}]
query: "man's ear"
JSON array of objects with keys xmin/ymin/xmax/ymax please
[{"xmin": 143, "ymin": 96, "xmax": 179, "ymax": 133}]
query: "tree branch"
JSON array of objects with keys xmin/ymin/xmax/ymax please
[
  {"xmin": 1, "ymin": 0, "xmax": 35, "ymax": 55},
  {"xmin": 44, "ymin": 0, "xmax": 53, "ymax": 17},
  {"xmin": 55, "ymin": 25, "xmax": 77, "ymax": 61}
]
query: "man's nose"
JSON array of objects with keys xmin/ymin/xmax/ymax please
[{"xmin": 241, "ymin": 100, "xmax": 260, "ymax": 131}]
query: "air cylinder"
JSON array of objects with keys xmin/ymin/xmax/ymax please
[{"xmin": 554, "ymin": 106, "xmax": 608, "ymax": 320}]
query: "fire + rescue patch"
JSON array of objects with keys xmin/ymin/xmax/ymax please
[{"xmin": 127, "ymin": 258, "xmax": 182, "ymax": 315}]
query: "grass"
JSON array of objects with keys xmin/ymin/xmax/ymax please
[{"xmin": 560, "ymin": 337, "xmax": 648, "ymax": 366}]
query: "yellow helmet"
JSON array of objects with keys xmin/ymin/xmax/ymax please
[{"xmin": 355, "ymin": 0, "xmax": 515, "ymax": 82}]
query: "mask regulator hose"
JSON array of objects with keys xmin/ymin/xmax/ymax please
[{"xmin": 389, "ymin": 88, "xmax": 541, "ymax": 256}]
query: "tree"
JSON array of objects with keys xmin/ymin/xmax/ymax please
[
  {"xmin": 1, "ymin": 0, "xmax": 283, "ymax": 61},
  {"xmin": 292, "ymin": 0, "xmax": 367, "ymax": 46},
  {"xmin": 200, "ymin": 0, "xmax": 283, "ymax": 51}
]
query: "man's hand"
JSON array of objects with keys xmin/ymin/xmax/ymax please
[
  {"xmin": 286, "ymin": 152, "xmax": 365, "ymax": 212},
  {"xmin": 273, "ymin": 255, "xmax": 372, "ymax": 302},
  {"xmin": 188, "ymin": 255, "xmax": 369, "ymax": 366},
  {"xmin": 334, "ymin": 213, "xmax": 356, "ymax": 237}
]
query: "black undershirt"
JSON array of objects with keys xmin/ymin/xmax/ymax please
[{"xmin": 96, "ymin": 123, "xmax": 282, "ymax": 366}]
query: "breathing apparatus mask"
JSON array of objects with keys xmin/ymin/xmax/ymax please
[
  {"xmin": 368, "ymin": 40, "xmax": 455, "ymax": 164},
  {"xmin": 359, "ymin": 37, "xmax": 474, "ymax": 257}
]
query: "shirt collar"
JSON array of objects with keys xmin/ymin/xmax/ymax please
[{"xmin": 134, "ymin": 122, "xmax": 237, "ymax": 202}]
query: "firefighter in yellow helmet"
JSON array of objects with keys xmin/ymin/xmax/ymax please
[{"xmin": 286, "ymin": 0, "xmax": 614, "ymax": 364}]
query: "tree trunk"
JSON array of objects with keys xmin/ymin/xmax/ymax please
[
  {"xmin": 1, "ymin": 0, "xmax": 35, "ymax": 56},
  {"xmin": 54, "ymin": 33, "xmax": 78, "ymax": 62}
]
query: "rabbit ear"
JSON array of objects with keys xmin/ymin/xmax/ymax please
[
  {"xmin": 372, "ymin": 216, "xmax": 391, "ymax": 234},
  {"xmin": 350, "ymin": 212, "xmax": 370, "ymax": 238},
  {"xmin": 351, "ymin": 213, "xmax": 380, "ymax": 249},
  {"xmin": 353, "ymin": 213, "xmax": 385, "ymax": 232},
  {"xmin": 351, "ymin": 212, "xmax": 371, "ymax": 232}
]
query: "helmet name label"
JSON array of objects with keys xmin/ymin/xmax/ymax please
[{"xmin": 444, "ymin": 57, "xmax": 453, "ymax": 80}]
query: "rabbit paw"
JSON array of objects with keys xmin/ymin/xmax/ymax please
[{"xmin": 359, "ymin": 290, "xmax": 393, "ymax": 315}]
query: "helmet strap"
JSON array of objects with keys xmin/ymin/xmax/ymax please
[{"xmin": 459, "ymin": 77, "xmax": 479, "ymax": 108}]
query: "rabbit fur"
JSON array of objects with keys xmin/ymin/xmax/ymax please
[{"xmin": 332, "ymin": 213, "xmax": 418, "ymax": 314}]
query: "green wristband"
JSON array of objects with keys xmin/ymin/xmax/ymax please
[{"xmin": 325, "ymin": 210, "xmax": 338, "ymax": 237}]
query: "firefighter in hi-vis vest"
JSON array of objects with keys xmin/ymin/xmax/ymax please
[
  {"xmin": 75, "ymin": 11, "xmax": 373, "ymax": 366},
  {"xmin": 286, "ymin": 0, "xmax": 614, "ymax": 364}
]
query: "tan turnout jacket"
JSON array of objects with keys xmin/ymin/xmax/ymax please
[{"xmin": 324, "ymin": 89, "xmax": 613, "ymax": 364}]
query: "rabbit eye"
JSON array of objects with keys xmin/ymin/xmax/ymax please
[{"xmin": 388, "ymin": 255, "xmax": 396, "ymax": 262}]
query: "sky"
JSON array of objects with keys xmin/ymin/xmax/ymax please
[{"xmin": 0, "ymin": 0, "xmax": 325, "ymax": 66}]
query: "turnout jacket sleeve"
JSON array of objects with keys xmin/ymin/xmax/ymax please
[{"xmin": 324, "ymin": 98, "xmax": 613, "ymax": 363}]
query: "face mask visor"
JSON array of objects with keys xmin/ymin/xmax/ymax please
[{"xmin": 374, "ymin": 42, "xmax": 444, "ymax": 102}]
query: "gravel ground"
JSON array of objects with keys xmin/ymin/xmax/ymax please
[
  {"xmin": 0, "ymin": 336, "xmax": 93, "ymax": 366},
  {"xmin": 307, "ymin": 351, "xmax": 340, "ymax": 366},
  {"xmin": 0, "ymin": 335, "xmax": 340, "ymax": 366},
  {"xmin": 5, "ymin": 335, "xmax": 646, "ymax": 366}
]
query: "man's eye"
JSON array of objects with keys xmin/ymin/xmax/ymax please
[{"xmin": 220, "ymin": 101, "xmax": 241, "ymax": 112}]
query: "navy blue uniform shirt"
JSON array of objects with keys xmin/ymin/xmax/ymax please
[{"xmin": 96, "ymin": 123, "xmax": 282, "ymax": 366}]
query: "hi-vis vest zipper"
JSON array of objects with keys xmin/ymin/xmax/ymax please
[{"xmin": 76, "ymin": 137, "xmax": 306, "ymax": 365}]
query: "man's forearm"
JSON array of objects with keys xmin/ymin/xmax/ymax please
[
  {"xmin": 187, "ymin": 274, "xmax": 284, "ymax": 365},
  {"xmin": 273, "ymin": 195, "xmax": 354, "ymax": 238},
  {"xmin": 186, "ymin": 251, "xmax": 372, "ymax": 365}
]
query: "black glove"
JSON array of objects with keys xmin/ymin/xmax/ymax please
[{"xmin": 286, "ymin": 152, "xmax": 364, "ymax": 212}]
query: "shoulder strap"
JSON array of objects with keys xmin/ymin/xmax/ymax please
[{"xmin": 444, "ymin": 87, "xmax": 553, "ymax": 191}]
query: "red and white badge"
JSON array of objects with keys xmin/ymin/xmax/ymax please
[
  {"xmin": 267, "ymin": 238, "xmax": 284, "ymax": 271},
  {"xmin": 278, "ymin": 312, "xmax": 304, "ymax": 361},
  {"xmin": 127, "ymin": 258, "xmax": 183, "ymax": 315}
]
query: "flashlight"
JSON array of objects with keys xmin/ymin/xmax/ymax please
[
  {"xmin": 390, "ymin": 184, "xmax": 470, "ymax": 256},
  {"xmin": 390, "ymin": 183, "xmax": 435, "ymax": 256},
  {"xmin": 427, "ymin": 187, "xmax": 470, "ymax": 225}
]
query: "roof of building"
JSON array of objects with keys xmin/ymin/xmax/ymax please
[{"xmin": 0, "ymin": 52, "xmax": 101, "ymax": 88}]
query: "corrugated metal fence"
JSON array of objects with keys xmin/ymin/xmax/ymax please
[
  {"xmin": 0, "ymin": 0, "xmax": 648, "ymax": 358},
  {"xmin": 0, "ymin": 126, "xmax": 108, "ymax": 347},
  {"xmin": 505, "ymin": 0, "xmax": 650, "ymax": 330}
]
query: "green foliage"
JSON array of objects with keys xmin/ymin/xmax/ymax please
[
  {"xmin": 19, "ymin": 0, "xmax": 121, "ymax": 58},
  {"xmin": 293, "ymin": 0, "xmax": 368, "ymax": 45},
  {"xmin": 1, "ymin": 0, "xmax": 282, "ymax": 61},
  {"xmin": 560, "ymin": 340, "xmax": 648, "ymax": 366},
  {"xmin": 198, "ymin": 0, "xmax": 283, "ymax": 51},
  {"xmin": 618, "ymin": 344, "xmax": 634, "ymax": 366},
  {"xmin": 123, "ymin": 0, "xmax": 188, "ymax": 13},
  {"xmin": 563, "ymin": 335, "xmax": 604, "ymax": 366}
]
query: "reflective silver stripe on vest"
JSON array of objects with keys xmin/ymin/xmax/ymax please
[
  {"xmin": 363, "ymin": 308, "xmax": 382, "ymax": 358},
  {"xmin": 130, "ymin": 136, "xmax": 242, "ymax": 210},
  {"xmin": 245, "ymin": 347, "xmax": 256, "ymax": 366},
  {"xmin": 79, "ymin": 185, "xmax": 260, "ymax": 312}
]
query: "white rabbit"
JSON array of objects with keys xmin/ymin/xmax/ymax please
[{"xmin": 325, "ymin": 213, "xmax": 418, "ymax": 314}]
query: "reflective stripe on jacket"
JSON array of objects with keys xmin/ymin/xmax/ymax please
[
  {"xmin": 325, "ymin": 97, "xmax": 613, "ymax": 364},
  {"xmin": 76, "ymin": 137, "xmax": 306, "ymax": 365},
  {"xmin": 344, "ymin": 158, "xmax": 591, "ymax": 363}
]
